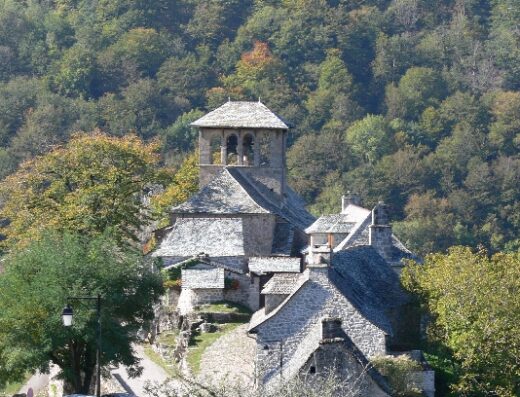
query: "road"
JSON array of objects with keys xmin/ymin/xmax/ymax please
[
  {"xmin": 111, "ymin": 345, "xmax": 171, "ymax": 397},
  {"xmin": 18, "ymin": 372, "xmax": 49, "ymax": 395}
]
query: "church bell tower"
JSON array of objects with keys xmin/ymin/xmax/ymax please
[{"xmin": 191, "ymin": 101, "xmax": 289, "ymax": 199}]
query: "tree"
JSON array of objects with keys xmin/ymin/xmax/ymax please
[
  {"xmin": 402, "ymin": 247, "xmax": 520, "ymax": 396},
  {"xmin": 0, "ymin": 232, "xmax": 164, "ymax": 394},
  {"xmin": 160, "ymin": 109, "xmax": 205, "ymax": 157},
  {"xmin": 305, "ymin": 49, "xmax": 361, "ymax": 130},
  {"xmin": 0, "ymin": 132, "xmax": 167, "ymax": 248},
  {"xmin": 488, "ymin": 91, "xmax": 520, "ymax": 155},
  {"xmin": 385, "ymin": 67, "xmax": 447, "ymax": 120},
  {"xmin": 151, "ymin": 151, "xmax": 199, "ymax": 226},
  {"xmin": 393, "ymin": 192, "xmax": 457, "ymax": 255},
  {"xmin": 287, "ymin": 131, "xmax": 351, "ymax": 201},
  {"xmin": 345, "ymin": 114, "xmax": 392, "ymax": 164}
]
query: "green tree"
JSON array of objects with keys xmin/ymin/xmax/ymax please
[
  {"xmin": 385, "ymin": 67, "xmax": 447, "ymax": 120},
  {"xmin": 488, "ymin": 91, "xmax": 520, "ymax": 155},
  {"xmin": 345, "ymin": 114, "xmax": 392, "ymax": 164},
  {"xmin": 0, "ymin": 232, "xmax": 163, "ymax": 394},
  {"xmin": 402, "ymin": 247, "xmax": 520, "ymax": 396},
  {"xmin": 53, "ymin": 45, "xmax": 97, "ymax": 98},
  {"xmin": 161, "ymin": 109, "xmax": 205, "ymax": 156},
  {"xmin": 0, "ymin": 132, "xmax": 167, "ymax": 248},
  {"xmin": 305, "ymin": 49, "xmax": 361, "ymax": 130}
]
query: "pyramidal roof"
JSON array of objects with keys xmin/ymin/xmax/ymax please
[{"xmin": 191, "ymin": 101, "xmax": 290, "ymax": 130}]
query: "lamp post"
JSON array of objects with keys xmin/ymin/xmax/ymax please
[{"xmin": 61, "ymin": 294, "xmax": 102, "ymax": 397}]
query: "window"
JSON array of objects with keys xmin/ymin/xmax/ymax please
[
  {"xmin": 210, "ymin": 136, "xmax": 221, "ymax": 165},
  {"xmin": 226, "ymin": 134, "xmax": 238, "ymax": 165},
  {"xmin": 242, "ymin": 133, "xmax": 254, "ymax": 166},
  {"xmin": 309, "ymin": 366, "xmax": 316, "ymax": 374}
]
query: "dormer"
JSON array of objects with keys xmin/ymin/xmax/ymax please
[{"xmin": 191, "ymin": 101, "xmax": 289, "ymax": 199}]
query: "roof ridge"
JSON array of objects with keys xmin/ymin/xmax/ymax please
[{"xmin": 224, "ymin": 168, "xmax": 272, "ymax": 213}]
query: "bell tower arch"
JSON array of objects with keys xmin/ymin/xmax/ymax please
[{"xmin": 193, "ymin": 101, "xmax": 289, "ymax": 199}]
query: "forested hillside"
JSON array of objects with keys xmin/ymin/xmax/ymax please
[{"xmin": 0, "ymin": 0, "xmax": 519, "ymax": 254}]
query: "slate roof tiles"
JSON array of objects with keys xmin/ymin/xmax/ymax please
[{"xmin": 191, "ymin": 101, "xmax": 290, "ymax": 130}]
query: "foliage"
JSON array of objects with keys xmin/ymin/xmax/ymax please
[
  {"xmin": 144, "ymin": 366, "xmax": 376, "ymax": 397},
  {"xmin": 0, "ymin": 0, "xmax": 518, "ymax": 253},
  {"xmin": 402, "ymin": 247, "xmax": 520, "ymax": 396},
  {"xmin": 0, "ymin": 231, "xmax": 164, "ymax": 394},
  {"xmin": 195, "ymin": 301, "xmax": 252, "ymax": 315},
  {"xmin": 371, "ymin": 355, "xmax": 422, "ymax": 397},
  {"xmin": 0, "ymin": 132, "xmax": 167, "ymax": 248},
  {"xmin": 151, "ymin": 152, "xmax": 199, "ymax": 226}
]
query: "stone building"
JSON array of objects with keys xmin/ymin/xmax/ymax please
[
  {"xmin": 152, "ymin": 101, "xmax": 434, "ymax": 396},
  {"xmin": 152, "ymin": 101, "xmax": 315, "ymax": 314}
]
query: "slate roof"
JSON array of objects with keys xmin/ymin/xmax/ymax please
[
  {"xmin": 249, "ymin": 257, "xmax": 301, "ymax": 274},
  {"xmin": 305, "ymin": 214, "xmax": 356, "ymax": 234},
  {"xmin": 171, "ymin": 168, "xmax": 315, "ymax": 231},
  {"xmin": 261, "ymin": 273, "xmax": 304, "ymax": 294},
  {"xmin": 152, "ymin": 217, "xmax": 245, "ymax": 257},
  {"xmin": 173, "ymin": 170, "xmax": 269, "ymax": 215},
  {"xmin": 271, "ymin": 223, "xmax": 294, "ymax": 255},
  {"xmin": 329, "ymin": 246, "xmax": 410, "ymax": 332},
  {"xmin": 249, "ymin": 246, "xmax": 409, "ymax": 334},
  {"xmin": 182, "ymin": 267, "xmax": 225, "ymax": 289},
  {"xmin": 191, "ymin": 101, "xmax": 289, "ymax": 130}
]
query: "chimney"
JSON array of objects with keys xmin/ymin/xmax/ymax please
[
  {"xmin": 341, "ymin": 191, "xmax": 361, "ymax": 212},
  {"xmin": 321, "ymin": 318, "xmax": 343, "ymax": 340},
  {"xmin": 369, "ymin": 202, "xmax": 394, "ymax": 262}
]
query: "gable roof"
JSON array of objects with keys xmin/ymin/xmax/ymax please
[
  {"xmin": 249, "ymin": 257, "xmax": 301, "ymax": 274},
  {"xmin": 191, "ymin": 101, "xmax": 289, "ymax": 130},
  {"xmin": 249, "ymin": 246, "xmax": 409, "ymax": 334},
  {"xmin": 331, "ymin": 205, "xmax": 419, "ymax": 264},
  {"xmin": 261, "ymin": 273, "xmax": 304, "ymax": 294},
  {"xmin": 330, "ymin": 246, "xmax": 409, "ymax": 321},
  {"xmin": 171, "ymin": 168, "xmax": 315, "ymax": 231},
  {"xmin": 305, "ymin": 214, "xmax": 356, "ymax": 234},
  {"xmin": 173, "ymin": 169, "xmax": 269, "ymax": 215},
  {"xmin": 182, "ymin": 267, "xmax": 225, "ymax": 289},
  {"xmin": 152, "ymin": 217, "xmax": 245, "ymax": 257}
]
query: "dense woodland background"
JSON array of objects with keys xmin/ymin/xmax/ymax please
[{"xmin": 0, "ymin": 0, "xmax": 519, "ymax": 254}]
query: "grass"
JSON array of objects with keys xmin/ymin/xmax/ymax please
[
  {"xmin": 195, "ymin": 301, "xmax": 252, "ymax": 315},
  {"xmin": 187, "ymin": 322, "xmax": 244, "ymax": 374},
  {"xmin": 0, "ymin": 374, "xmax": 31, "ymax": 397},
  {"xmin": 142, "ymin": 344, "xmax": 177, "ymax": 377},
  {"xmin": 156, "ymin": 330, "xmax": 178, "ymax": 348}
]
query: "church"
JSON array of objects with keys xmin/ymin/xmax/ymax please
[{"xmin": 152, "ymin": 101, "xmax": 434, "ymax": 396}]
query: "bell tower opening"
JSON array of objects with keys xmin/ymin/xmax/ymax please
[
  {"xmin": 226, "ymin": 134, "xmax": 238, "ymax": 165},
  {"xmin": 242, "ymin": 133, "xmax": 255, "ymax": 166}
]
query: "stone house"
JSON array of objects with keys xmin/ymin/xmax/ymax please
[{"xmin": 152, "ymin": 101, "xmax": 434, "ymax": 396}]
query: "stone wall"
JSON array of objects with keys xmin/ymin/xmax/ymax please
[
  {"xmin": 198, "ymin": 127, "xmax": 287, "ymax": 196},
  {"xmin": 177, "ymin": 271, "xmax": 260, "ymax": 313},
  {"xmin": 254, "ymin": 266, "xmax": 386, "ymax": 384},
  {"xmin": 243, "ymin": 214, "xmax": 276, "ymax": 256},
  {"xmin": 299, "ymin": 342, "xmax": 391, "ymax": 397}
]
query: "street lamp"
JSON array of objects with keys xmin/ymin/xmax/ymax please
[{"xmin": 61, "ymin": 294, "xmax": 102, "ymax": 397}]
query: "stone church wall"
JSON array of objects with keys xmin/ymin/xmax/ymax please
[{"xmin": 243, "ymin": 214, "xmax": 276, "ymax": 256}]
